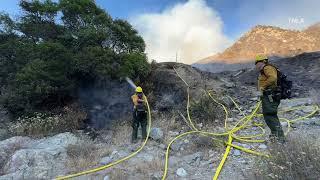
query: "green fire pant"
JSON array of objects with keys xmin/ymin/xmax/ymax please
[
  {"xmin": 132, "ymin": 110, "xmax": 147, "ymax": 142},
  {"xmin": 261, "ymin": 93, "xmax": 285, "ymax": 141}
]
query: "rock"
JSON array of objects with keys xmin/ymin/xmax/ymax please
[
  {"xmin": 302, "ymin": 106, "xmax": 314, "ymax": 113},
  {"xmin": 227, "ymin": 118, "xmax": 234, "ymax": 122},
  {"xmin": 216, "ymin": 127, "xmax": 225, "ymax": 133},
  {"xmin": 111, "ymin": 150, "xmax": 118, "ymax": 156},
  {"xmin": 234, "ymin": 142, "xmax": 249, "ymax": 149},
  {"xmin": 100, "ymin": 156, "xmax": 113, "ymax": 165},
  {"xmin": 156, "ymin": 94, "xmax": 176, "ymax": 111},
  {"xmin": 184, "ymin": 152, "xmax": 204, "ymax": 164},
  {"xmin": 222, "ymin": 96, "xmax": 234, "ymax": 107},
  {"xmin": 241, "ymin": 144, "xmax": 251, "ymax": 149},
  {"xmin": 0, "ymin": 129, "xmax": 8, "ymax": 141},
  {"xmin": 171, "ymin": 140, "xmax": 184, "ymax": 151},
  {"xmin": 209, "ymin": 150, "xmax": 216, "ymax": 158},
  {"xmin": 103, "ymin": 175, "xmax": 110, "ymax": 180},
  {"xmin": 295, "ymin": 110, "xmax": 304, "ymax": 117},
  {"xmin": 115, "ymin": 150, "xmax": 128, "ymax": 158},
  {"xmin": 0, "ymin": 132, "xmax": 79, "ymax": 179},
  {"xmin": 159, "ymin": 144, "xmax": 166, "ymax": 149},
  {"xmin": 224, "ymin": 82, "xmax": 235, "ymax": 89},
  {"xmin": 238, "ymin": 159, "xmax": 249, "ymax": 165},
  {"xmin": 168, "ymin": 131, "xmax": 179, "ymax": 137},
  {"xmin": 168, "ymin": 156, "xmax": 181, "ymax": 166},
  {"xmin": 34, "ymin": 132, "xmax": 78, "ymax": 149},
  {"xmin": 150, "ymin": 128, "xmax": 164, "ymax": 141},
  {"xmin": 183, "ymin": 139, "xmax": 189, "ymax": 144},
  {"xmin": 176, "ymin": 168, "xmax": 188, "ymax": 177},
  {"xmin": 94, "ymin": 105, "xmax": 103, "ymax": 110},
  {"xmin": 258, "ymin": 144, "xmax": 268, "ymax": 149},
  {"xmin": 136, "ymin": 153, "xmax": 154, "ymax": 162},
  {"xmin": 233, "ymin": 149, "xmax": 241, "ymax": 156},
  {"xmin": 249, "ymin": 97, "xmax": 259, "ymax": 101},
  {"xmin": 0, "ymin": 136, "xmax": 34, "ymax": 169},
  {"xmin": 151, "ymin": 172, "xmax": 162, "ymax": 180},
  {"xmin": 280, "ymin": 122, "xmax": 288, "ymax": 127}
]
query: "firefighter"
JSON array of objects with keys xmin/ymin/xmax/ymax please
[
  {"xmin": 255, "ymin": 55, "xmax": 285, "ymax": 143},
  {"xmin": 131, "ymin": 86, "xmax": 147, "ymax": 143}
]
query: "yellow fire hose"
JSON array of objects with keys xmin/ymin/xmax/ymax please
[
  {"xmin": 166, "ymin": 66, "xmax": 319, "ymax": 180},
  {"xmin": 56, "ymin": 66, "xmax": 319, "ymax": 180},
  {"xmin": 213, "ymin": 135, "xmax": 232, "ymax": 180},
  {"xmin": 162, "ymin": 67, "xmax": 267, "ymax": 180}
]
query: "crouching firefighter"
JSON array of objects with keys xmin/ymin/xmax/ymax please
[
  {"xmin": 131, "ymin": 86, "xmax": 147, "ymax": 143},
  {"xmin": 255, "ymin": 55, "xmax": 287, "ymax": 143}
]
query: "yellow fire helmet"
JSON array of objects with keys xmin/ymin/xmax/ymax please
[
  {"xmin": 255, "ymin": 54, "xmax": 268, "ymax": 64},
  {"xmin": 136, "ymin": 86, "xmax": 143, "ymax": 93}
]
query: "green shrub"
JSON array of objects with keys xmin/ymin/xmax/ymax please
[
  {"xmin": 119, "ymin": 52, "xmax": 151, "ymax": 80},
  {"xmin": 0, "ymin": 0, "xmax": 150, "ymax": 117}
]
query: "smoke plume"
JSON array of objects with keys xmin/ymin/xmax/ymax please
[{"xmin": 131, "ymin": 0, "xmax": 231, "ymax": 64}]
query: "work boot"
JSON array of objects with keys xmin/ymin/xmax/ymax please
[
  {"xmin": 276, "ymin": 136, "xmax": 286, "ymax": 144},
  {"xmin": 141, "ymin": 137, "xmax": 147, "ymax": 143},
  {"xmin": 131, "ymin": 139, "xmax": 138, "ymax": 144},
  {"xmin": 268, "ymin": 134, "xmax": 276, "ymax": 143}
]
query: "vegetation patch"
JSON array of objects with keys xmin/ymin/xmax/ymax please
[
  {"xmin": 0, "ymin": 0, "xmax": 150, "ymax": 117},
  {"xmin": 9, "ymin": 103, "xmax": 87, "ymax": 137},
  {"xmin": 250, "ymin": 135, "xmax": 320, "ymax": 179}
]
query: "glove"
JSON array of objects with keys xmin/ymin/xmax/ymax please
[{"xmin": 254, "ymin": 91, "xmax": 262, "ymax": 98}]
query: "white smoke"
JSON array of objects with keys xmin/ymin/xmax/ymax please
[{"xmin": 130, "ymin": 0, "xmax": 231, "ymax": 64}]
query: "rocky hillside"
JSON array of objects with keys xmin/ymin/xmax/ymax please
[
  {"xmin": 1, "ymin": 84, "xmax": 319, "ymax": 179},
  {"xmin": 0, "ymin": 56, "xmax": 319, "ymax": 180},
  {"xmin": 199, "ymin": 23, "xmax": 320, "ymax": 64},
  {"xmin": 205, "ymin": 52, "xmax": 320, "ymax": 103},
  {"xmin": 304, "ymin": 23, "xmax": 320, "ymax": 46}
]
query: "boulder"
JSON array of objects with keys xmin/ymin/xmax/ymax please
[
  {"xmin": 0, "ymin": 136, "xmax": 34, "ymax": 169},
  {"xmin": 176, "ymin": 168, "xmax": 188, "ymax": 177},
  {"xmin": 150, "ymin": 128, "xmax": 164, "ymax": 141},
  {"xmin": 184, "ymin": 152, "xmax": 204, "ymax": 164},
  {"xmin": 258, "ymin": 144, "xmax": 268, "ymax": 149},
  {"xmin": 0, "ymin": 132, "xmax": 79, "ymax": 180},
  {"xmin": 171, "ymin": 140, "xmax": 184, "ymax": 151},
  {"xmin": 100, "ymin": 156, "xmax": 113, "ymax": 165},
  {"xmin": 233, "ymin": 149, "xmax": 241, "ymax": 156},
  {"xmin": 302, "ymin": 106, "xmax": 315, "ymax": 113}
]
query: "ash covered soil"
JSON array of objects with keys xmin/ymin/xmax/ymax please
[
  {"xmin": 1, "ymin": 53, "xmax": 320, "ymax": 180},
  {"xmin": 207, "ymin": 52, "xmax": 320, "ymax": 104}
]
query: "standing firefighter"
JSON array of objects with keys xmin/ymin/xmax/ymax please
[
  {"xmin": 255, "ymin": 55, "xmax": 285, "ymax": 143},
  {"xmin": 131, "ymin": 86, "xmax": 147, "ymax": 143}
]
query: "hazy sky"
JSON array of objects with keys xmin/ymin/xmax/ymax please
[{"xmin": 1, "ymin": 0, "xmax": 320, "ymax": 64}]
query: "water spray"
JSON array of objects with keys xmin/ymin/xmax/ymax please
[{"xmin": 125, "ymin": 77, "xmax": 137, "ymax": 90}]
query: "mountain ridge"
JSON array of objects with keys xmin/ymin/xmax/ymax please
[{"xmin": 199, "ymin": 23, "xmax": 320, "ymax": 64}]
